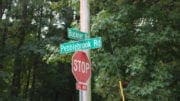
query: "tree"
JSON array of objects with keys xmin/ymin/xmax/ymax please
[
  {"xmin": 1, "ymin": 0, "xmax": 179, "ymax": 100},
  {"xmin": 0, "ymin": 0, "xmax": 76, "ymax": 100},
  {"xmin": 90, "ymin": 0, "xmax": 180, "ymax": 100}
]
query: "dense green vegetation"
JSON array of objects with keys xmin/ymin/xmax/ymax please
[
  {"xmin": 0, "ymin": 0, "xmax": 179, "ymax": 101},
  {"xmin": 90, "ymin": 0, "xmax": 180, "ymax": 100}
]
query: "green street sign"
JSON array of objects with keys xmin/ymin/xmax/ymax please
[
  {"xmin": 60, "ymin": 37, "xmax": 102, "ymax": 54},
  {"xmin": 68, "ymin": 28, "xmax": 88, "ymax": 40}
]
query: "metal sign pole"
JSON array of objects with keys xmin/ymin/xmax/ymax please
[{"xmin": 80, "ymin": 0, "xmax": 91, "ymax": 101}]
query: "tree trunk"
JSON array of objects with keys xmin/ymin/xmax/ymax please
[
  {"xmin": 11, "ymin": 54, "xmax": 22, "ymax": 97},
  {"xmin": 30, "ymin": 65, "xmax": 36, "ymax": 101},
  {"xmin": 0, "ymin": 0, "xmax": 9, "ymax": 69},
  {"xmin": 24, "ymin": 68, "xmax": 31, "ymax": 99},
  {"xmin": 0, "ymin": 19, "xmax": 7, "ymax": 69},
  {"xmin": 11, "ymin": 0, "xmax": 28, "ymax": 97}
]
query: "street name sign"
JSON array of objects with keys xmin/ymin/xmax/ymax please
[
  {"xmin": 60, "ymin": 37, "xmax": 102, "ymax": 54},
  {"xmin": 68, "ymin": 28, "xmax": 88, "ymax": 40}
]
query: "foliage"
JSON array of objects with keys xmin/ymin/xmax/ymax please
[
  {"xmin": 0, "ymin": 0, "xmax": 76, "ymax": 100},
  {"xmin": 90, "ymin": 0, "xmax": 180, "ymax": 100},
  {"xmin": 0, "ymin": 0, "xmax": 179, "ymax": 101}
]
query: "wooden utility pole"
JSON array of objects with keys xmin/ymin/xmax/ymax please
[{"xmin": 80, "ymin": 0, "xmax": 91, "ymax": 101}]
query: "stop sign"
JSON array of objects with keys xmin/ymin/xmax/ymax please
[{"xmin": 72, "ymin": 51, "xmax": 91, "ymax": 83}]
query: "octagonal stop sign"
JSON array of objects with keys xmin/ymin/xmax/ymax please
[{"xmin": 72, "ymin": 51, "xmax": 91, "ymax": 83}]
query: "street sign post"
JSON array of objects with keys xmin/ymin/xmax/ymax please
[
  {"xmin": 68, "ymin": 28, "xmax": 88, "ymax": 40},
  {"xmin": 58, "ymin": 0, "xmax": 94, "ymax": 100},
  {"xmin": 60, "ymin": 37, "xmax": 102, "ymax": 54},
  {"xmin": 80, "ymin": 0, "xmax": 91, "ymax": 100},
  {"xmin": 72, "ymin": 51, "xmax": 91, "ymax": 91}
]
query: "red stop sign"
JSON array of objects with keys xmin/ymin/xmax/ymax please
[{"xmin": 72, "ymin": 51, "xmax": 91, "ymax": 83}]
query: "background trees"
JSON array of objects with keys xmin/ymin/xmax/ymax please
[
  {"xmin": 90, "ymin": 0, "xmax": 180, "ymax": 100},
  {"xmin": 0, "ymin": 0, "xmax": 179, "ymax": 100},
  {"xmin": 0, "ymin": 0, "xmax": 76, "ymax": 100}
]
